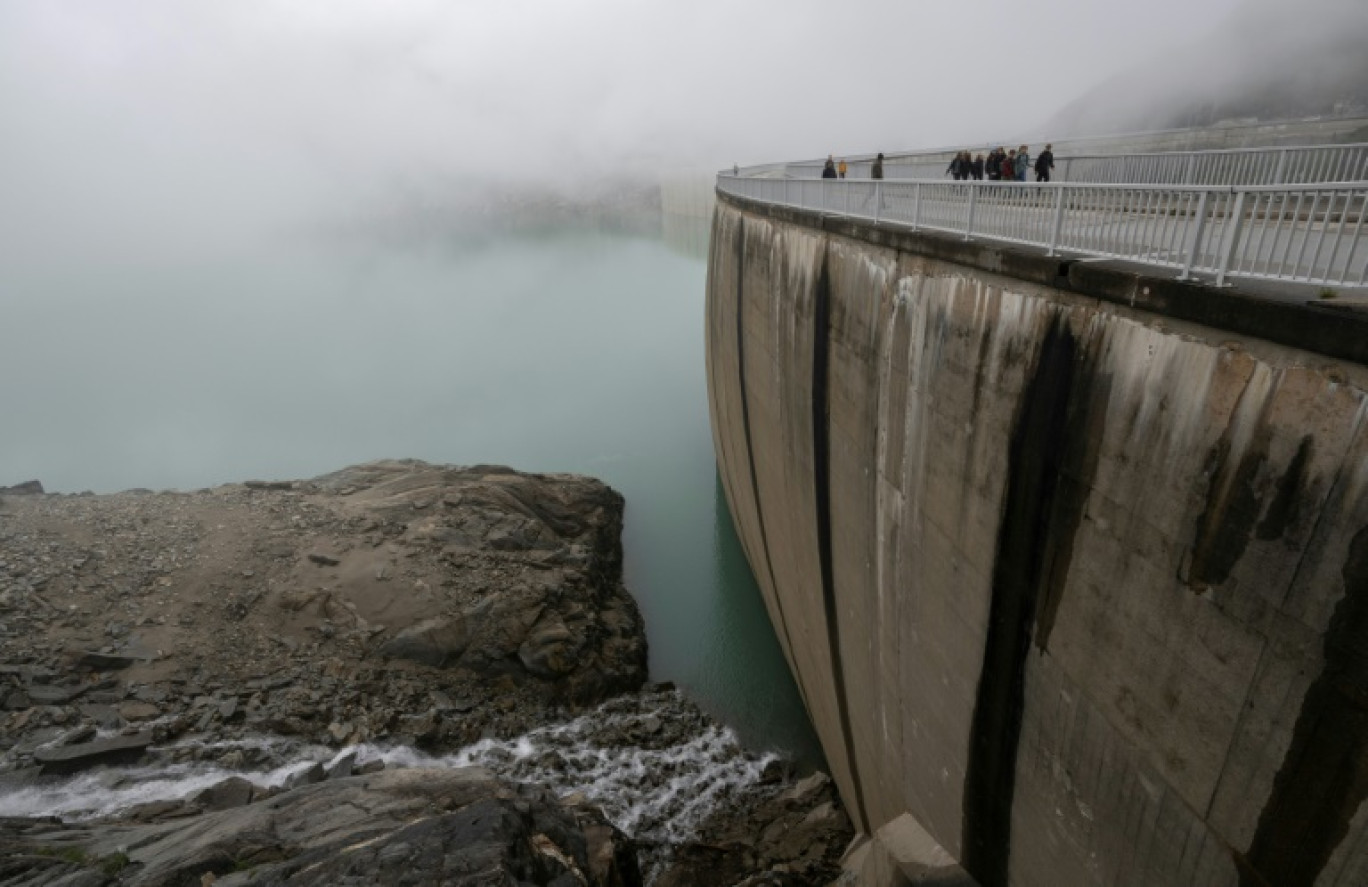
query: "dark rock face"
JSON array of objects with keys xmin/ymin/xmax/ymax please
[
  {"xmin": 654, "ymin": 770, "xmax": 851, "ymax": 886},
  {"xmin": 0, "ymin": 767, "xmax": 641, "ymax": 887}
]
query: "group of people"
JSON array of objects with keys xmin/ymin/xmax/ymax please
[
  {"xmin": 819, "ymin": 145, "xmax": 1055, "ymax": 183},
  {"xmin": 947, "ymin": 144, "xmax": 1055, "ymax": 182},
  {"xmin": 822, "ymin": 153, "xmax": 884, "ymax": 180}
]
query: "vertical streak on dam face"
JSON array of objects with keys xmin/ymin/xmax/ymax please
[
  {"xmin": 730, "ymin": 219, "xmax": 813, "ymax": 714},
  {"xmin": 813, "ymin": 251, "xmax": 870, "ymax": 833},
  {"xmin": 962, "ymin": 316, "xmax": 1078, "ymax": 886},
  {"xmin": 1240, "ymin": 524, "xmax": 1368, "ymax": 887}
]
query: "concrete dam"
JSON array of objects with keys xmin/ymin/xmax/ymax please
[{"xmin": 705, "ymin": 191, "xmax": 1368, "ymax": 885}]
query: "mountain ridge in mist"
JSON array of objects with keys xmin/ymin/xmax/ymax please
[{"xmin": 1047, "ymin": 0, "xmax": 1368, "ymax": 138}]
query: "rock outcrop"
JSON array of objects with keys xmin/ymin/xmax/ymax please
[
  {"xmin": 0, "ymin": 460, "xmax": 647, "ymax": 766},
  {"xmin": 0, "ymin": 766, "xmax": 641, "ymax": 886}
]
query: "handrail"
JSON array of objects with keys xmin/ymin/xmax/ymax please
[
  {"xmin": 716, "ymin": 175, "xmax": 1368, "ymax": 289},
  {"xmin": 773, "ymin": 142, "xmax": 1368, "ymax": 187}
]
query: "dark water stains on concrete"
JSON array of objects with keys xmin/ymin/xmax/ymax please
[
  {"xmin": 1255, "ymin": 435, "xmax": 1314, "ymax": 543},
  {"xmin": 1033, "ymin": 349, "xmax": 1111, "ymax": 655},
  {"xmin": 812, "ymin": 250, "xmax": 870, "ymax": 834},
  {"xmin": 1239, "ymin": 525, "xmax": 1368, "ymax": 887},
  {"xmin": 962, "ymin": 314, "xmax": 1084, "ymax": 887},
  {"xmin": 1187, "ymin": 382, "xmax": 1278, "ymax": 590}
]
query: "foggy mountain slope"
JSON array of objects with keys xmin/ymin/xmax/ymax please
[{"xmin": 1047, "ymin": 0, "xmax": 1368, "ymax": 137}]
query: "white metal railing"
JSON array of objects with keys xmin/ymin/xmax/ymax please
[
  {"xmin": 717, "ymin": 176, "xmax": 1368, "ymax": 289},
  {"xmin": 783, "ymin": 143, "xmax": 1368, "ymax": 188}
]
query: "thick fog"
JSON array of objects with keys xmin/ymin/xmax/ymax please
[
  {"xmin": 1051, "ymin": 0, "xmax": 1368, "ymax": 135},
  {"xmin": 1, "ymin": 0, "xmax": 1256, "ymax": 237}
]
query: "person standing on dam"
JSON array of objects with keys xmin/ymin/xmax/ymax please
[
  {"xmin": 838, "ymin": 158, "xmax": 848, "ymax": 178},
  {"xmin": 822, "ymin": 156, "xmax": 838, "ymax": 178},
  {"xmin": 1015, "ymin": 145, "xmax": 1031, "ymax": 181},
  {"xmin": 986, "ymin": 147, "xmax": 1004, "ymax": 180},
  {"xmin": 871, "ymin": 153, "xmax": 884, "ymax": 179},
  {"xmin": 1035, "ymin": 143, "xmax": 1055, "ymax": 181}
]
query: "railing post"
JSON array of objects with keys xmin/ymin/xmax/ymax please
[
  {"xmin": 1178, "ymin": 190, "xmax": 1212, "ymax": 281},
  {"xmin": 912, "ymin": 183, "xmax": 920, "ymax": 230},
  {"xmin": 1047, "ymin": 187, "xmax": 1066, "ymax": 256},
  {"xmin": 1183, "ymin": 154, "xmax": 1196, "ymax": 185},
  {"xmin": 964, "ymin": 184, "xmax": 978, "ymax": 241},
  {"xmin": 874, "ymin": 182, "xmax": 882, "ymax": 224},
  {"xmin": 844, "ymin": 181, "xmax": 850, "ymax": 216},
  {"xmin": 1216, "ymin": 190, "xmax": 1248, "ymax": 287},
  {"xmin": 1273, "ymin": 149, "xmax": 1289, "ymax": 186}
]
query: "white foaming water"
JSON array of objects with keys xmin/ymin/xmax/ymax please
[
  {"xmin": 354, "ymin": 691, "xmax": 781, "ymax": 845},
  {"xmin": 0, "ymin": 734, "xmax": 326, "ymax": 820},
  {"xmin": 0, "ymin": 691, "xmax": 779, "ymax": 848}
]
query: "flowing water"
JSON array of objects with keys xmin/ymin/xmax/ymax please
[
  {"xmin": 0, "ymin": 214, "xmax": 823, "ymax": 774},
  {"xmin": 0, "ymin": 692, "xmax": 777, "ymax": 856}
]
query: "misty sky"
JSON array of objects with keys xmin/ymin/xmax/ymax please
[{"xmin": 0, "ymin": 1, "xmax": 1249, "ymax": 200}]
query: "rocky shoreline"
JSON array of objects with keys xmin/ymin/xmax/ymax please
[{"xmin": 0, "ymin": 461, "xmax": 851, "ymax": 885}]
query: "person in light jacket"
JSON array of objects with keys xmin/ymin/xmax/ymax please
[{"xmin": 1015, "ymin": 145, "xmax": 1031, "ymax": 182}]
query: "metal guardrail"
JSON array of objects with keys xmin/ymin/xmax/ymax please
[
  {"xmin": 717, "ymin": 176, "xmax": 1368, "ymax": 289},
  {"xmin": 783, "ymin": 143, "xmax": 1368, "ymax": 188}
]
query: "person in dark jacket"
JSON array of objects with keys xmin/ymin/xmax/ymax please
[
  {"xmin": 1004, "ymin": 149, "xmax": 1017, "ymax": 182},
  {"xmin": 1035, "ymin": 144, "xmax": 1055, "ymax": 182},
  {"xmin": 986, "ymin": 148, "xmax": 1002, "ymax": 181},
  {"xmin": 970, "ymin": 153, "xmax": 985, "ymax": 180},
  {"xmin": 871, "ymin": 153, "xmax": 884, "ymax": 180},
  {"xmin": 822, "ymin": 156, "xmax": 837, "ymax": 179}
]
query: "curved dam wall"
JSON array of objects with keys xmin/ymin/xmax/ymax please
[{"xmin": 706, "ymin": 194, "xmax": 1368, "ymax": 887}]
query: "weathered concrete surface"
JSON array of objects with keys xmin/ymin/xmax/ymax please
[{"xmin": 706, "ymin": 195, "xmax": 1368, "ymax": 887}]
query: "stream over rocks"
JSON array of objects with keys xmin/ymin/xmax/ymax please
[{"xmin": 0, "ymin": 463, "xmax": 851, "ymax": 885}]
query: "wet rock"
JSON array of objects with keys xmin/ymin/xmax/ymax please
[
  {"xmin": 190, "ymin": 776, "xmax": 258, "ymax": 811},
  {"xmin": 0, "ymin": 480, "xmax": 44, "ymax": 495},
  {"xmin": 5, "ymin": 767, "xmax": 641, "ymax": 887},
  {"xmin": 285, "ymin": 762, "xmax": 325, "ymax": 790},
  {"xmin": 53, "ymin": 725, "xmax": 97, "ymax": 747},
  {"xmin": 34, "ymin": 731, "xmax": 153, "ymax": 775},
  {"xmin": 324, "ymin": 750, "xmax": 357, "ymax": 780}
]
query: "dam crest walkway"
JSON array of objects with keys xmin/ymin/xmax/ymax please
[{"xmin": 720, "ymin": 141, "xmax": 1368, "ymax": 291}]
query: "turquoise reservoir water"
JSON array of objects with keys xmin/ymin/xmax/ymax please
[{"xmin": 0, "ymin": 225, "xmax": 822, "ymax": 764}]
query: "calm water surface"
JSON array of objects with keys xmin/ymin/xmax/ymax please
[{"xmin": 0, "ymin": 225, "xmax": 822, "ymax": 764}]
